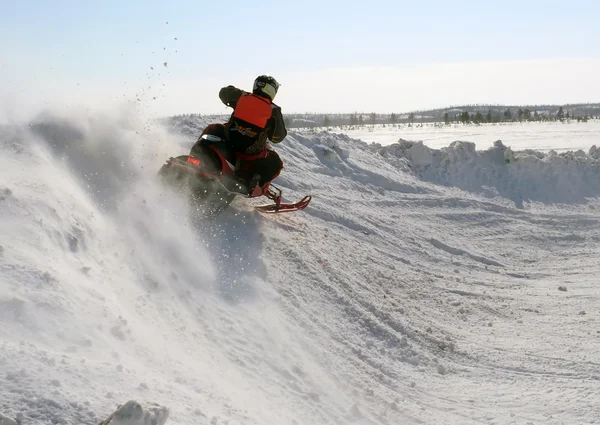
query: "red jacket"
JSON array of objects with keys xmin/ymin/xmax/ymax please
[{"xmin": 219, "ymin": 85, "xmax": 287, "ymax": 154}]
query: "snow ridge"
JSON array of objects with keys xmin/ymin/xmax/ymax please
[{"xmin": 376, "ymin": 138, "xmax": 600, "ymax": 205}]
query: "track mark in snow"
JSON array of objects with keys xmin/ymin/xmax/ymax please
[
  {"xmin": 428, "ymin": 238, "xmax": 505, "ymax": 267},
  {"xmin": 446, "ymin": 289, "xmax": 483, "ymax": 298},
  {"xmin": 506, "ymin": 272, "xmax": 529, "ymax": 279},
  {"xmin": 306, "ymin": 205, "xmax": 372, "ymax": 234}
]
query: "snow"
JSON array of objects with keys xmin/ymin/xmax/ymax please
[
  {"xmin": 1, "ymin": 110, "xmax": 600, "ymax": 425},
  {"xmin": 318, "ymin": 120, "xmax": 600, "ymax": 152},
  {"xmin": 99, "ymin": 400, "xmax": 169, "ymax": 425},
  {"xmin": 375, "ymin": 139, "xmax": 600, "ymax": 206}
]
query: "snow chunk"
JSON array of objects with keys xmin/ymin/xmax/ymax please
[
  {"xmin": 407, "ymin": 141, "xmax": 434, "ymax": 166},
  {"xmin": 0, "ymin": 413, "xmax": 19, "ymax": 425},
  {"xmin": 0, "ymin": 188, "xmax": 12, "ymax": 201},
  {"xmin": 99, "ymin": 400, "xmax": 169, "ymax": 425}
]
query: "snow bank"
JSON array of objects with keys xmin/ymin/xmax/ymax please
[
  {"xmin": 376, "ymin": 139, "xmax": 600, "ymax": 205},
  {"xmin": 284, "ymin": 131, "xmax": 424, "ymax": 195},
  {"xmin": 287, "ymin": 129, "xmax": 600, "ymax": 205}
]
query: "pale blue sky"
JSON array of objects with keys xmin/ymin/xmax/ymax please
[{"xmin": 1, "ymin": 0, "xmax": 599, "ymax": 117}]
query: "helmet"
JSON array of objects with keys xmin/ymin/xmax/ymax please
[{"xmin": 253, "ymin": 75, "xmax": 280, "ymax": 101}]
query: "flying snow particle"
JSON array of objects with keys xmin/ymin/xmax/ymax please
[{"xmin": 163, "ymin": 62, "xmax": 168, "ymax": 67}]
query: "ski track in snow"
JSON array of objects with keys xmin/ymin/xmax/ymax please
[{"xmin": 1, "ymin": 112, "xmax": 600, "ymax": 425}]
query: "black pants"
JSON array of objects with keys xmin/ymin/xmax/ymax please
[{"xmin": 236, "ymin": 150, "xmax": 283, "ymax": 186}]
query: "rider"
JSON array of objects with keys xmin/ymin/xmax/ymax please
[{"xmin": 194, "ymin": 75, "xmax": 287, "ymax": 193}]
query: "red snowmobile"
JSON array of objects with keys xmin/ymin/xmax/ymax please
[{"xmin": 158, "ymin": 133, "xmax": 311, "ymax": 217}]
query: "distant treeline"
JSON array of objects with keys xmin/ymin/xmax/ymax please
[
  {"xmin": 284, "ymin": 103, "xmax": 600, "ymax": 128},
  {"xmin": 164, "ymin": 103, "xmax": 600, "ymax": 132}
]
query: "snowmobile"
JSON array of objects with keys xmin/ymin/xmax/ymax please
[{"xmin": 158, "ymin": 132, "xmax": 311, "ymax": 217}]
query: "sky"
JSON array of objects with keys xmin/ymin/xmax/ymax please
[{"xmin": 1, "ymin": 0, "xmax": 599, "ymax": 120}]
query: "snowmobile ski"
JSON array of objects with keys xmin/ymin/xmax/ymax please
[
  {"xmin": 253, "ymin": 184, "xmax": 312, "ymax": 214},
  {"xmin": 255, "ymin": 195, "xmax": 312, "ymax": 213}
]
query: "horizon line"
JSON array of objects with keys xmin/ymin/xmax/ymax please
[{"xmin": 166, "ymin": 101, "xmax": 600, "ymax": 118}]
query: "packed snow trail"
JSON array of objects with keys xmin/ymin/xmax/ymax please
[{"xmin": 1, "ymin": 111, "xmax": 600, "ymax": 425}]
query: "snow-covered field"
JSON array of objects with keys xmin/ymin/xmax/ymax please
[
  {"xmin": 312, "ymin": 121, "xmax": 600, "ymax": 152},
  {"xmin": 1, "ymin": 111, "xmax": 600, "ymax": 425}
]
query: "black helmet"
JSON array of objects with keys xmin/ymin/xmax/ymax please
[{"xmin": 253, "ymin": 75, "xmax": 280, "ymax": 101}]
